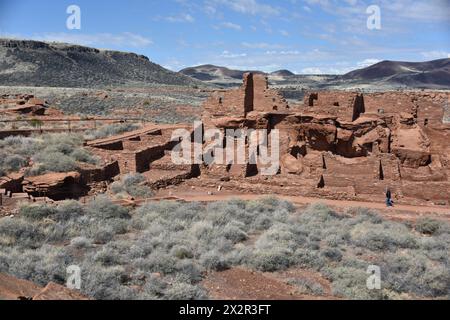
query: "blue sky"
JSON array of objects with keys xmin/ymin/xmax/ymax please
[{"xmin": 0, "ymin": 0, "xmax": 449, "ymax": 74}]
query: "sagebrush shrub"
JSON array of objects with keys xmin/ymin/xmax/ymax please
[
  {"xmin": 86, "ymin": 196, "xmax": 130, "ymax": 219},
  {"xmin": 19, "ymin": 203, "xmax": 57, "ymax": 221},
  {"xmin": 164, "ymin": 281, "xmax": 207, "ymax": 300},
  {"xmin": 84, "ymin": 123, "xmax": 140, "ymax": 140},
  {"xmin": 287, "ymin": 277, "xmax": 325, "ymax": 296},
  {"xmin": 0, "ymin": 133, "xmax": 98, "ymax": 176},
  {"xmin": 248, "ymin": 246, "xmax": 292, "ymax": 272},
  {"xmin": 0, "ymin": 218, "xmax": 45, "ymax": 248},
  {"xmin": 70, "ymin": 236, "xmax": 92, "ymax": 249},
  {"xmin": 110, "ymin": 173, "xmax": 153, "ymax": 198},
  {"xmin": 415, "ymin": 218, "xmax": 441, "ymax": 235}
]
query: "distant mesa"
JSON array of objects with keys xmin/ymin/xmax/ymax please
[
  {"xmin": 341, "ymin": 58, "xmax": 450, "ymax": 87},
  {"xmin": 179, "ymin": 65, "xmax": 298, "ymax": 85},
  {"xmin": 180, "ymin": 64, "xmax": 273, "ymax": 83},
  {"xmin": 270, "ymin": 69, "xmax": 296, "ymax": 77},
  {"xmin": 182, "ymin": 59, "xmax": 450, "ymax": 89},
  {"xmin": 0, "ymin": 38, "xmax": 201, "ymax": 88}
]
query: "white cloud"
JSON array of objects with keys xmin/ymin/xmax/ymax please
[
  {"xmin": 420, "ymin": 50, "xmax": 450, "ymax": 60},
  {"xmin": 241, "ymin": 42, "xmax": 286, "ymax": 49},
  {"xmin": 207, "ymin": 0, "xmax": 280, "ymax": 16},
  {"xmin": 344, "ymin": 0, "xmax": 358, "ymax": 5},
  {"xmin": 301, "ymin": 65, "xmax": 355, "ymax": 74},
  {"xmin": 305, "ymin": 0, "xmax": 450, "ymax": 23},
  {"xmin": 204, "ymin": 5, "xmax": 217, "ymax": 16},
  {"xmin": 226, "ymin": 63, "xmax": 282, "ymax": 73},
  {"xmin": 163, "ymin": 58, "xmax": 187, "ymax": 71},
  {"xmin": 380, "ymin": 0, "xmax": 450, "ymax": 22},
  {"xmin": 203, "ymin": 48, "xmax": 335, "ymax": 73},
  {"xmin": 301, "ymin": 67, "xmax": 324, "ymax": 74},
  {"xmin": 218, "ymin": 22, "xmax": 242, "ymax": 30},
  {"xmin": 166, "ymin": 13, "xmax": 195, "ymax": 23},
  {"xmin": 28, "ymin": 32, "xmax": 153, "ymax": 48},
  {"xmin": 279, "ymin": 30, "xmax": 290, "ymax": 36},
  {"xmin": 265, "ymin": 50, "xmax": 301, "ymax": 55},
  {"xmin": 220, "ymin": 50, "xmax": 247, "ymax": 58}
]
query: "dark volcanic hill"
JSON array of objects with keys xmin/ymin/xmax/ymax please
[
  {"xmin": 180, "ymin": 64, "xmax": 265, "ymax": 83},
  {"xmin": 270, "ymin": 69, "xmax": 295, "ymax": 77},
  {"xmin": 0, "ymin": 39, "xmax": 200, "ymax": 88},
  {"xmin": 342, "ymin": 58, "xmax": 450, "ymax": 88}
]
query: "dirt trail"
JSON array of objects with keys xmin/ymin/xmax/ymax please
[
  {"xmin": 151, "ymin": 191, "xmax": 450, "ymax": 221},
  {"xmin": 202, "ymin": 267, "xmax": 334, "ymax": 300}
]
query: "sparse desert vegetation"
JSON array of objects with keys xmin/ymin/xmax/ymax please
[
  {"xmin": 84, "ymin": 123, "xmax": 141, "ymax": 140},
  {"xmin": 0, "ymin": 123, "xmax": 152, "ymax": 176},
  {"xmin": 110, "ymin": 173, "xmax": 154, "ymax": 198},
  {"xmin": 0, "ymin": 198, "xmax": 448, "ymax": 300},
  {"xmin": 0, "ymin": 85, "xmax": 207, "ymax": 122},
  {"xmin": 0, "ymin": 133, "xmax": 98, "ymax": 176}
]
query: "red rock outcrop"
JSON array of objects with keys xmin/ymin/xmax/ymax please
[
  {"xmin": 22, "ymin": 172, "xmax": 86, "ymax": 200},
  {"xmin": 0, "ymin": 273, "xmax": 89, "ymax": 300}
]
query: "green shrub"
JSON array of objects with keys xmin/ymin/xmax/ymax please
[
  {"xmin": 320, "ymin": 248, "xmax": 343, "ymax": 262},
  {"xmin": 84, "ymin": 123, "xmax": 140, "ymax": 140},
  {"xmin": 326, "ymin": 266, "xmax": 383, "ymax": 300},
  {"xmin": 248, "ymin": 247, "xmax": 292, "ymax": 272},
  {"xmin": 81, "ymin": 264, "xmax": 136, "ymax": 300},
  {"xmin": 0, "ymin": 218, "xmax": 45, "ymax": 248},
  {"xmin": 56, "ymin": 200, "xmax": 85, "ymax": 221},
  {"xmin": 93, "ymin": 247, "xmax": 122, "ymax": 267},
  {"xmin": 287, "ymin": 278, "xmax": 325, "ymax": 296},
  {"xmin": 2, "ymin": 246, "xmax": 71, "ymax": 286},
  {"xmin": 70, "ymin": 236, "xmax": 92, "ymax": 249},
  {"xmin": 200, "ymin": 251, "xmax": 230, "ymax": 271},
  {"xmin": 415, "ymin": 218, "xmax": 441, "ymax": 235},
  {"xmin": 164, "ymin": 281, "xmax": 207, "ymax": 300},
  {"xmin": 171, "ymin": 245, "xmax": 194, "ymax": 260},
  {"xmin": 0, "ymin": 133, "xmax": 97, "ymax": 176},
  {"xmin": 350, "ymin": 221, "xmax": 417, "ymax": 251},
  {"xmin": 2, "ymin": 154, "xmax": 27, "ymax": 172},
  {"xmin": 380, "ymin": 251, "xmax": 450, "ymax": 297},
  {"xmin": 111, "ymin": 173, "xmax": 153, "ymax": 198},
  {"xmin": 221, "ymin": 222, "xmax": 248, "ymax": 243},
  {"xmin": 86, "ymin": 196, "xmax": 130, "ymax": 220},
  {"xmin": 138, "ymin": 275, "xmax": 167, "ymax": 299},
  {"xmin": 19, "ymin": 203, "xmax": 57, "ymax": 221}
]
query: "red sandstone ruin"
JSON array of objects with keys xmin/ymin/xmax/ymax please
[
  {"xmin": 77, "ymin": 73, "xmax": 449, "ymax": 206},
  {"xmin": 1, "ymin": 74, "xmax": 449, "ymax": 206}
]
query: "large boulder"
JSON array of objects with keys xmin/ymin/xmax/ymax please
[
  {"xmin": 0, "ymin": 273, "xmax": 89, "ymax": 300},
  {"xmin": 212, "ymin": 117, "xmax": 248, "ymax": 129},
  {"xmin": 281, "ymin": 154, "xmax": 304, "ymax": 175},
  {"xmin": 33, "ymin": 282, "xmax": 89, "ymax": 300},
  {"xmin": 392, "ymin": 127, "xmax": 431, "ymax": 167}
]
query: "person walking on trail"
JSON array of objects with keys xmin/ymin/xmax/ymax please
[{"xmin": 385, "ymin": 188, "xmax": 394, "ymax": 207}]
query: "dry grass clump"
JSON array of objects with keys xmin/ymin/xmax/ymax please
[{"xmin": 0, "ymin": 133, "xmax": 98, "ymax": 176}]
